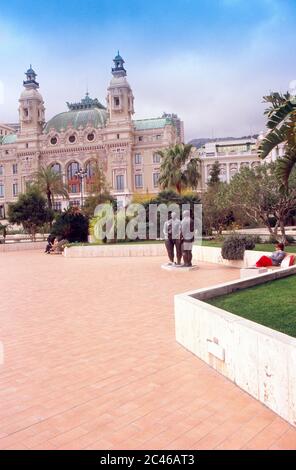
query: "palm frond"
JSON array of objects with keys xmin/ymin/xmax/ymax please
[
  {"xmin": 263, "ymin": 92, "xmax": 291, "ymax": 115},
  {"xmin": 257, "ymin": 125, "xmax": 288, "ymax": 159},
  {"xmin": 276, "ymin": 150, "xmax": 296, "ymax": 188},
  {"xmin": 266, "ymin": 101, "xmax": 295, "ymax": 130},
  {"xmin": 34, "ymin": 165, "xmax": 69, "ymax": 201},
  {"xmin": 158, "ymin": 143, "xmax": 199, "ymax": 193}
]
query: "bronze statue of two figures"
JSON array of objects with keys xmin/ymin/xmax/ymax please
[{"xmin": 163, "ymin": 211, "xmax": 194, "ymax": 267}]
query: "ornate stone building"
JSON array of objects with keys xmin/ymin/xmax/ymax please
[{"xmin": 0, "ymin": 54, "xmax": 183, "ymax": 217}]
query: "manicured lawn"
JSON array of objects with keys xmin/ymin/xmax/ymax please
[
  {"xmin": 200, "ymin": 240, "xmax": 224, "ymax": 248},
  {"xmin": 207, "ymin": 275, "xmax": 296, "ymax": 337},
  {"xmin": 201, "ymin": 240, "xmax": 296, "ymax": 253},
  {"xmin": 254, "ymin": 244, "xmax": 296, "ymax": 253}
]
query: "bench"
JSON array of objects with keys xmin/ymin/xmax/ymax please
[{"xmin": 240, "ymin": 254, "xmax": 295, "ymax": 279}]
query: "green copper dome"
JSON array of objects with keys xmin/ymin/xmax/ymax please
[
  {"xmin": 0, "ymin": 134, "xmax": 17, "ymax": 145},
  {"xmin": 44, "ymin": 107, "xmax": 108, "ymax": 133},
  {"xmin": 44, "ymin": 94, "xmax": 108, "ymax": 133}
]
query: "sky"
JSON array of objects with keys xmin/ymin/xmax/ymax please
[{"xmin": 0, "ymin": 0, "xmax": 295, "ymax": 141}]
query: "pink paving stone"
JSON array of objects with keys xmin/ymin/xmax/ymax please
[{"xmin": 0, "ymin": 251, "xmax": 296, "ymax": 450}]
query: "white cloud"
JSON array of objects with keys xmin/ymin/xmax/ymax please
[{"xmin": 129, "ymin": 51, "xmax": 274, "ymax": 140}]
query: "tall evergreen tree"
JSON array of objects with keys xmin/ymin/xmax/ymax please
[{"xmin": 208, "ymin": 160, "xmax": 221, "ymax": 186}]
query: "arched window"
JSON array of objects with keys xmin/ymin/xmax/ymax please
[
  {"xmin": 85, "ymin": 161, "xmax": 96, "ymax": 179},
  {"xmin": 240, "ymin": 162, "xmax": 250, "ymax": 169},
  {"xmin": 220, "ymin": 165, "xmax": 227, "ymax": 182},
  {"xmin": 51, "ymin": 163, "xmax": 62, "ymax": 174},
  {"xmin": 85, "ymin": 160, "xmax": 97, "ymax": 193},
  {"xmin": 229, "ymin": 164, "xmax": 238, "ymax": 179},
  {"xmin": 67, "ymin": 162, "xmax": 80, "ymax": 180},
  {"xmin": 67, "ymin": 162, "xmax": 80, "ymax": 193}
]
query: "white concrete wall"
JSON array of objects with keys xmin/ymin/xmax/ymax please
[
  {"xmin": 0, "ymin": 241, "xmax": 46, "ymax": 253},
  {"xmin": 192, "ymin": 245, "xmax": 273, "ymax": 268},
  {"xmin": 64, "ymin": 243, "xmax": 272, "ymax": 263},
  {"xmin": 64, "ymin": 243, "xmax": 166, "ymax": 258},
  {"xmin": 175, "ymin": 266, "xmax": 296, "ymax": 427}
]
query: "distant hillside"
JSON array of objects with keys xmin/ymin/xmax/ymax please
[{"xmin": 189, "ymin": 135, "xmax": 259, "ymax": 149}]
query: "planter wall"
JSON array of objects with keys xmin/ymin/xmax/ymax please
[
  {"xmin": 64, "ymin": 243, "xmax": 272, "ymax": 264},
  {"xmin": 175, "ymin": 265, "xmax": 296, "ymax": 426},
  {"xmin": 64, "ymin": 243, "xmax": 166, "ymax": 258},
  {"xmin": 0, "ymin": 241, "xmax": 46, "ymax": 253},
  {"xmin": 192, "ymin": 245, "xmax": 273, "ymax": 268}
]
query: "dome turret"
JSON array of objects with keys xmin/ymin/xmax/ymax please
[
  {"xmin": 112, "ymin": 51, "xmax": 126, "ymax": 78},
  {"xmin": 23, "ymin": 65, "xmax": 39, "ymax": 89},
  {"xmin": 107, "ymin": 52, "xmax": 134, "ymax": 123},
  {"xmin": 19, "ymin": 65, "xmax": 45, "ymax": 135}
]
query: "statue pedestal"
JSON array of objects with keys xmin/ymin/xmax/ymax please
[{"xmin": 161, "ymin": 263, "xmax": 198, "ymax": 272}]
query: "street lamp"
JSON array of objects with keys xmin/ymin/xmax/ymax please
[{"xmin": 75, "ymin": 168, "xmax": 87, "ymax": 207}]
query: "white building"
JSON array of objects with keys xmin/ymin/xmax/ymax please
[{"xmin": 199, "ymin": 137, "xmax": 285, "ymax": 190}]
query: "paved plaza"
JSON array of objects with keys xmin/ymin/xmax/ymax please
[{"xmin": 0, "ymin": 251, "xmax": 296, "ymax": 450}]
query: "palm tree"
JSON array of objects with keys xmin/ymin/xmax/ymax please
[
  {"xmin": 34, "ymin": 166, "xmax": 69, "ymax": 210},
  {"xmin": 258, "ymin": 92, "xmax": 296, "ymax": 186},
  {"xmin": 158, "ymin": 143, "xmax": 200, "ymax": 194}
]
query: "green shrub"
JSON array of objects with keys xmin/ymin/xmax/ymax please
[
  {"xmin": 51, "ymin": 208, "xmax": 89, "ymax": 243},
  {"xmin": 90, "ymin": 205, "xmax": 128, "ymax": 243},
  {"xmin": 8, "ymin": 189, "xmax": 53, "ymax": 240},
  {"xmin": 239, "ymin": 235, "xmax": 256, "ymax": 250},
  {"xmin": 221, "ymin": 234, "xmax": 246, "ymax": 260},
  {"xmin": 285, "ymin": 235, "xmax": 295, "ymax": 244},
  {"xmin": 249, "ymin": 234, "xmax": 262, "ymax": 244},
  {"xmin": 267, "ymin": 234, "xmax": 295, "ymax": 245},
  {"xmin": 82, "ymin": 193, "xmax": 117, "ymax": 218}
]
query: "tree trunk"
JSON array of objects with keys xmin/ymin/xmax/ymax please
[
  {"xmin": 30, "ymin": 226, "xmax": 36, "ymax": 242},
  {"xmin": 47, "ymin": 190, "xmax": 52, "ymax": 211},
  {"xmin": 261, "ymin": 217, "xmax": 280, "ymax": 242},
  {"xmin": 176, "ymin": 183, "xmax": 182, "ymax": 194},
  {"xmin": 47, "ymin": 190, "xmax": 53, "ymax": 229},
  {"xmin": 263, "ymin": 220, "xmax": 274, "ymax": 236},
  {"xmin": 279, "ymin": 219, "xmax": 287, "ymax": 244}
]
